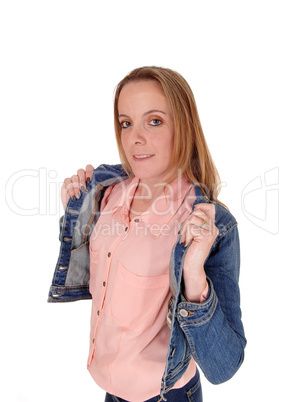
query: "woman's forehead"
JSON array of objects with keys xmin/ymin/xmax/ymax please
[{"xmin": 118, "ymin": 80, "xmax": 169, "ymax": 112}]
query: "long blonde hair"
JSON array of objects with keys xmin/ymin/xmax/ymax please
[{"xmin": 114, "ymin": 66, "xmax": 221, "ymax": 201}]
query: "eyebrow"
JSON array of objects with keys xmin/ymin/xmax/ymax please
[{"xmin": 118, "ymin": 109, "xmax": 167, "ymax": 119}]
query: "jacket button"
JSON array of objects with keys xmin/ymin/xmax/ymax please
[{"xmin": 180, "ymin": 309, "xmax": 188, "ymax": 317}]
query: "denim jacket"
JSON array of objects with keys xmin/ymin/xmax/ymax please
[{"xmin": 48, "ymin": 164, "xmax": 246, "ymax": 401}]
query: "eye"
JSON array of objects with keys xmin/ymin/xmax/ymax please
[
  {"xmin": 149, "ymin": 119, "xmax": 162, "ymax": 126},
  {"xmin": 120, "ymin": 121, "xmax": 131, "ymax": 129}
]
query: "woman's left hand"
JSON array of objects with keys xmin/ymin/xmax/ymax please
[{"xmin": 179, "ymin": 203, "xmax": 219, "ymax": 301}]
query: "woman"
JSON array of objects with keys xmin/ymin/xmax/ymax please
[{"xmin": 49, "ymin": 66, "xmax": 246, "ymax": 402}]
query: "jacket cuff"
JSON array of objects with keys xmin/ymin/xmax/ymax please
[{"xmin": 177, "ymin": 278, "xmax": 218, "ymax": 326}]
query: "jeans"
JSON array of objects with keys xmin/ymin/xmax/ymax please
[{"xmin": 104, "ymin": 368, "xmax": 202, "ymax": 402}]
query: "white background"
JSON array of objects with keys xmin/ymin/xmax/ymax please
[{"xmin": 1, "ymin": 1, "xmax": 283, "ymax": 401}]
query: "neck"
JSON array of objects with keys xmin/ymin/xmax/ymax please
[
  {"xmin": 135, "ymin": 180, "xmax": 166, "ymax": 201},
  {"xmin": 129, "ymin": 179, "xmax": 167, "ymax": 220}
]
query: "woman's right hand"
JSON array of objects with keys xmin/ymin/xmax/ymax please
[{"xmin": 61, "ymin": 164, "xmax": 95, "ymax": 210}]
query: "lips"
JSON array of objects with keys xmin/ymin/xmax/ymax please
[{"xmin": 133, "ymin": 154, "xmax": 154, "ymax": 160}]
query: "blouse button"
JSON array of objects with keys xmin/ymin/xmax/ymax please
[
  {"xmin": 134, "ymin": 219, "xmax": 139, "ymax": 223},
  {"xmin": 97, "ymin": 310, "xmax": 100, "ymax": 316},
  {"xmin": 125, "ymin": 227, "xmax": 128, "ymax": 232},
  {"xmin": 103, "ymin": 281, "xmax": 106, "ymax": 287},
  {"xmin": 107, "ymin": 252, "xmax": 111, "ymax": 257}
]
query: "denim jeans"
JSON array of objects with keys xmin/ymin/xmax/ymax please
[{"xmin": 104, "ymin": 368, "xmax": 202, "ymax": 402}]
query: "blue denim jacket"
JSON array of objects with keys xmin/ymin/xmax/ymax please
[{"xmin": 48, "ymin": 164, "xmax": 246, "ymax": 401}]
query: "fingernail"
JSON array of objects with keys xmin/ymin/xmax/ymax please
[
  {"xmin": 75, "ymin": 192, "xmax": 80, "ymax": 199},
  {"xmin": 71, "ymin": 195, "xmax": 76, "ymax": 201},
  {"xmin": 86, "ymin": 177, "xmax": 90, "ymax": 183},
  {"xmin": 81, "ymin": 185, "xmax": 86, "ymax": 191}
]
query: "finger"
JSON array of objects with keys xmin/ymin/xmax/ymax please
[
  {"xmin": 180, "ymin": 210, "xmax": 208, "ymax": 236},
  {"xmin": 180, "ymin": 203, "xmax": 216, "ymax": 237},
  {"xmin": 61, "ymin": 183, "xmax": 69, "ymax": 209},
  {"xmin": 63, "ymin": 177, "xmax": 76, "ymax": 201},
  {"xmin": 180, "ymin": 212, "xmax": 215, "ymax": 243},
  {"xmin": 71, "ymin": 174, "xmax": 81, "ymax": 199},
  {"xmin": 77, "ymin": 168, "xmax": 86, "ymax": 191},
  {"xmin": 183, "ymin": 223, "xmax": 212, "ymax": 246},
  {"xmin": 188, "ymin": 215, "xmax": 208, "ymax": 228},
  {"xmin": 181, "ymin": 222, "xmax": 204, "ymax": 246},
  {"xmin": 179, "ymin": 219, "xmax": 196, "ymax": 244},
  {"xmin": 193, "ymin": 203, "xmax": 216, "ymax": 219},
  {"xmin": 183, "ymin": 224, "xmax": 194, "ymax": 246},
  {"xmin": 187, "ymin": 210, "xmax": 210, "ymax": 226},
  {"xmin": 86, "ymin": 164, "xmax": 95, "ymax": 182}
]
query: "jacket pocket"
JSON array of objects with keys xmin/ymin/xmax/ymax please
[{"xmin": 109, "ymin": 262, "xmax": 169, "ymax": 333}]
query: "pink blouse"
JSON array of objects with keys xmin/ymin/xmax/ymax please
[{"xmin": 87, "ymin": 175, "xmax": 199, "ymax": 401}]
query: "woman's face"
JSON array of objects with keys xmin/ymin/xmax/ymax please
[{"xmin": 118, "ymin": 80, "xmax": 175, "ymax": 186}]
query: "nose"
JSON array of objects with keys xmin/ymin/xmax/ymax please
[{"xmin": 130, "ymin": 124, "xmax": 146, "ymax": 145}]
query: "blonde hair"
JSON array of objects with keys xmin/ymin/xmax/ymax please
[{"xmin": 114, "ymin": 66, "xmax": 221, "ymax": 201}]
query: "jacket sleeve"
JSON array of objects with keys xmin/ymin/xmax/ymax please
[{"xmin": 177, "ymin": 224, "xmax": 247, "ymax": 384}]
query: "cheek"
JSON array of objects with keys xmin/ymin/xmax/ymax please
[
  {"xmin": 165, "ymin": 147, "xmax": 174, "ymax": 163},
  {"xmin": 121, "ymin": 134, "xmax": 128, "ymax": 152},
  {"xmin": 121, "ymin": 135, "xmax": 132, "ymax": 163},
  {"xmin": 160, "ymin": 132, "xmax": 174, "ymax": 155}
]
